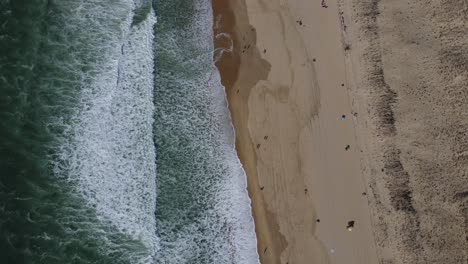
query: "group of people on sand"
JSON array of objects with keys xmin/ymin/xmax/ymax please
[{"xmin": 321, "ymin": 0, "xmax": 328, "ymax": 8}]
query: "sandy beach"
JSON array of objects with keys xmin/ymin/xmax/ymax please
[
  {"xmin": 214, "ymin": 0, "xmax": 377, "ymax": 262},
  {"xmin": 213, "ymin": 0, "xmax": 467, "ymax": 263}
]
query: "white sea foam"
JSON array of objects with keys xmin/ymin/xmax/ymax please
[
  {"xmin": 57, "ymin": 1, "xmax": 158, "ymax": 262},
  {"xmin": 51, "ymin": 0, "xmax": 258, "ymax": 262},
  {"xmin": 155, "ymin": 0, "xmax": 259, "ymax": 263},
  {"xmin": 214, "ymin": 32, "xmax": 233, "ymax": 63},
  {"xmin": 210, "ymin": 70, "xmax": 261, "ymax": 264}
]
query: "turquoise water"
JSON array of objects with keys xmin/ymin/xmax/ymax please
[{"xmin": 0, "ymin": 0, "xmax": 258, "ymax": 263}]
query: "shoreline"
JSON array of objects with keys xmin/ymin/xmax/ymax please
[{"xmin": 212, "ymin": 1, "xmax": 286, "ymax": 263}]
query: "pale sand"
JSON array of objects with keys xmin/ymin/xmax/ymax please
[
  {"xmin": 214, "ymin": 0, "xmax": 378, "ymax": 263},
  {"xmin": 340, "ymin": 0, "xmax": 468, "ymax": 263}
]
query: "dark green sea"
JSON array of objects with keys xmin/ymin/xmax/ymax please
[{"xmin": 0, "ymin": 0, "xmax": 258, "ymax": 263}]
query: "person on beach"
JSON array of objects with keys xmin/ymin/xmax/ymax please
[{"xmin": 321, "ymin": 0, "xmax": 328, "ymax": 8}]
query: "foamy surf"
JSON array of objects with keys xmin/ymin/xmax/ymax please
[
  {"xmin": 153, "ymin": 0, "xmax": 259, "ymax": 263},
  {"xmin": 55, "ymin": 1, "xmax": 158, "ymax": 262},
  {"xmin": 0, "ymin": 0, "xmax": 258, "ymax": 262}
]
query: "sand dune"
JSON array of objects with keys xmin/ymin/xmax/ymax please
[{"xmin": 341, "ymin": 0, "xmax": 468, "ymax": 262}]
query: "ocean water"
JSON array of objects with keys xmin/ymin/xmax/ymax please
[{"xmin": 0, "ymin": 0, "xmax": 258, "ymax": 263}]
